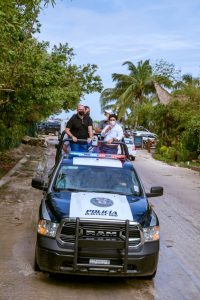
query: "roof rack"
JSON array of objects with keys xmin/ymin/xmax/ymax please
[{"xmin": 55, "ymin": 131, "xmax": 130, "ymax": 163}]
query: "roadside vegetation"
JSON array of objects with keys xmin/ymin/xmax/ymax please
[
  {"xmin": 0, "ymin": 0, "xmax": 103, "ymax": 151},
  {"xmin": 100, "ymin": 60, "xmax": 200, "ymax": 163},
  {"xmin": 0, "ymin": 1, "xmax": 199, "ymax": 167}
]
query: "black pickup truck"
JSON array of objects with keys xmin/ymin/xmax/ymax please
[
  {"xmin": 37, "ymin": 121, "xmax": 61, "ymax": 135},
  {"xmin": 32, "ymin": 139, "xmax": 163, "ymax": 279}
]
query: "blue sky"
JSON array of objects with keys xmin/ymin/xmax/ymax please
[{"xmin": 38, "ymin": 0, "xmax": 200, "ymax": 120}]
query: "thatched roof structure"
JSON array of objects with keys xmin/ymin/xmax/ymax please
[{"xmin": 153, "ymin": 82, "xmax": 172, "ymax": 105}]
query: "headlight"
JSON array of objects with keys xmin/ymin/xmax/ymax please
[
  {"xmin": 143, "ymin": 226, "xmax": 159, "ymax": 241},
  {"xmin": 38, "ymin": 220, "xmax": 59, "ymax": 238}
]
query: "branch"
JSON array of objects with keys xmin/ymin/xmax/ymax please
[{"xmin": 0, "ymin": 99, "xmax": 9, "ymax": 106}]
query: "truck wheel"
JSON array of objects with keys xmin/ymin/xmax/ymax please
[
  {"xmin": 34, "ymin": 253, "xmax": 40, "ymax": 272},
  {"xmin": 143, "ymin": 270, "xmax": 156, "ymax": 280}
]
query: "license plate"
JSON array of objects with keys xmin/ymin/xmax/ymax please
[{"xmin": 89, "ymin": 259, "xmax": 110, "ymax": 265}]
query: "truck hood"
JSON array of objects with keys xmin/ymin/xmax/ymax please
[{"xmin": 46, "ymin": 191, "xmax": 149, "ymax": 224}]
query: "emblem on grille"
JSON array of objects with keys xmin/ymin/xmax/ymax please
[
  {"xmin": 85, "ymin": 230, "xmax": 117, "ymax": 237},
  {"xmin": 90, "ymin": 197, "xmax": 114, "ymax": 207}
]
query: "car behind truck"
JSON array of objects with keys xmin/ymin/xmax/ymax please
[
  {"xmin": 36, "ymin": 121, "xmax": 61, "ymax": 136},
  {"xmin": 32, "ymin": 140, "xmax": 163, "ymax": 278}
]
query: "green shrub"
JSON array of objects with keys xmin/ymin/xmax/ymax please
[
  {"xmin": 160, "ymin": 145, "xmax": 168, "ymax": 156},
  {"xmin": 181, "ymin": 116, "xmax": 200, "ymax": 158},
  {"xmin": 0, "ymin": 121, "xmax": 8, "ymax": 150},
  {"xmin": 0, "ymin": 122, "xmax": 26, "ymax": 151},
  {"xmin": 176, "ymin": 148, "xmax": 190, "ymax": 162},
  {"xmin": 166, "ymin": 147, "xmax": 177, "ymax": 161},
  {"xmin": 153, "ymin": 153, "xmax": 166, "ymax": 161}
]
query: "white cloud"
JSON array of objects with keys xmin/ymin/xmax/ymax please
[{"xmin": 38, "ymin": 0, "xmax": 200, "ymax": 119}]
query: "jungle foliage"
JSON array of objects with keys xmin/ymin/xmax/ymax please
[
  {"xmin": 100, "ymin": 60, "xmax": 200, "ymax": 160},
  {"xmin": 0, "ymin": 0, "xmax": 103, "ymax": 150}
]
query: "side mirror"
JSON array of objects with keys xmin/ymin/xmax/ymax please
[
  {"xmin": 146, "ymin": 186, "xmax": 163, "ymax": 197},
  {"xmin": 32, "ymin": 178, "xmax": 48, "ymax": 191}
]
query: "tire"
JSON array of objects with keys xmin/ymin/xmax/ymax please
[
  {"xmin": 48, "ymin": 272, "xmax": 59, "ymax": 279},
  {"xmin": 143, "ymin": 270, "xmax": 157, "ymax": 280},
  {"xmin": 33, "ymin": 252, "xmax": 40, "ymax": 272}
]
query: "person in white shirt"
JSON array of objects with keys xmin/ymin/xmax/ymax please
[{"xmin": 100, "ymin": 114, "xmax": 124, "ymax": 154}]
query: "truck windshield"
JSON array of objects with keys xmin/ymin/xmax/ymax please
[{"xmin": 54, "ymin": 165, "xmax": 142, "ymax": 196}]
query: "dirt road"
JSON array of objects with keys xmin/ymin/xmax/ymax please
[{"xmin": 0, "ymin": 141, "xmax": 199, "ymax": 300}]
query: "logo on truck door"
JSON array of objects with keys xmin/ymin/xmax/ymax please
[{"xmin": 90, "ymin": 197, "xmax": 114, "ymax": 207}]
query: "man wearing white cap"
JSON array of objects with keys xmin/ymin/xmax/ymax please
[
  {"xmin": 100, "ymin": 113, "xmax": 123, "ymax": 154},
  {"xmin": 95, "ymin": 109, "xmax": 113, "ymax": 133}
]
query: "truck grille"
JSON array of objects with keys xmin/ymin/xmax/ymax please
[{"xmin": 58, "ymin": 219, "xmax": 142, "ymax": 247}]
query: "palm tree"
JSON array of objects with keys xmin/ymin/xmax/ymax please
[
  {"xmin": 174, "ymin": 74, "xmax": 200, "ymax": 89},
  {"xmin": 100, "ymin": 59, "xmax": 172, "ymax": 127},
  {"xmin": 173, "ymin": 73, "xmax": 200, "ymax": 110}
]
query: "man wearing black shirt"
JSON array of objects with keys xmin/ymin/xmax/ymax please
[{"xmin": 66, "ymin": 104, "xmax": 93, "ymax": 152}]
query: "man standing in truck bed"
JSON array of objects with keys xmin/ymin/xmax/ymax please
[{"xmin": 65, "ymin": 104, "xmax": 93, "ymax": 152}]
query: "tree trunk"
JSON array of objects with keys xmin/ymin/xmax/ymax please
[{"xmin": 134, "ymin": 115, "xmax": 138, "ymax": 129}]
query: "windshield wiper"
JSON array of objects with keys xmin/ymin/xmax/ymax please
[
  {"xmin": 89, "ymin": 190, "xmax": 115, "ymax": 194},
  {"xmin": 54, "ymin": 187, "xmax": 86, "ymax": 192}
]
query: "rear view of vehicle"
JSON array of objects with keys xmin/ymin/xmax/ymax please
[
  {"xmin": 141, "ymin": 133, "xmax": 157, "ymax": 148},
  {"xmin": 45, "ymin": 121, "xmax": 61, "ymax": 136},
  {"xmin": 36, "ymin": 122, "xmax": 47, "ymax": 134}
]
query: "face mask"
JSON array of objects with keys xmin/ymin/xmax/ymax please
[
  {"xmin": 78, "ymin": 111, "xmax": 85, "ymax": 116},
  {"xmin": 110, "ymin": 121, "xmax": 116, "ymax": 126}
]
